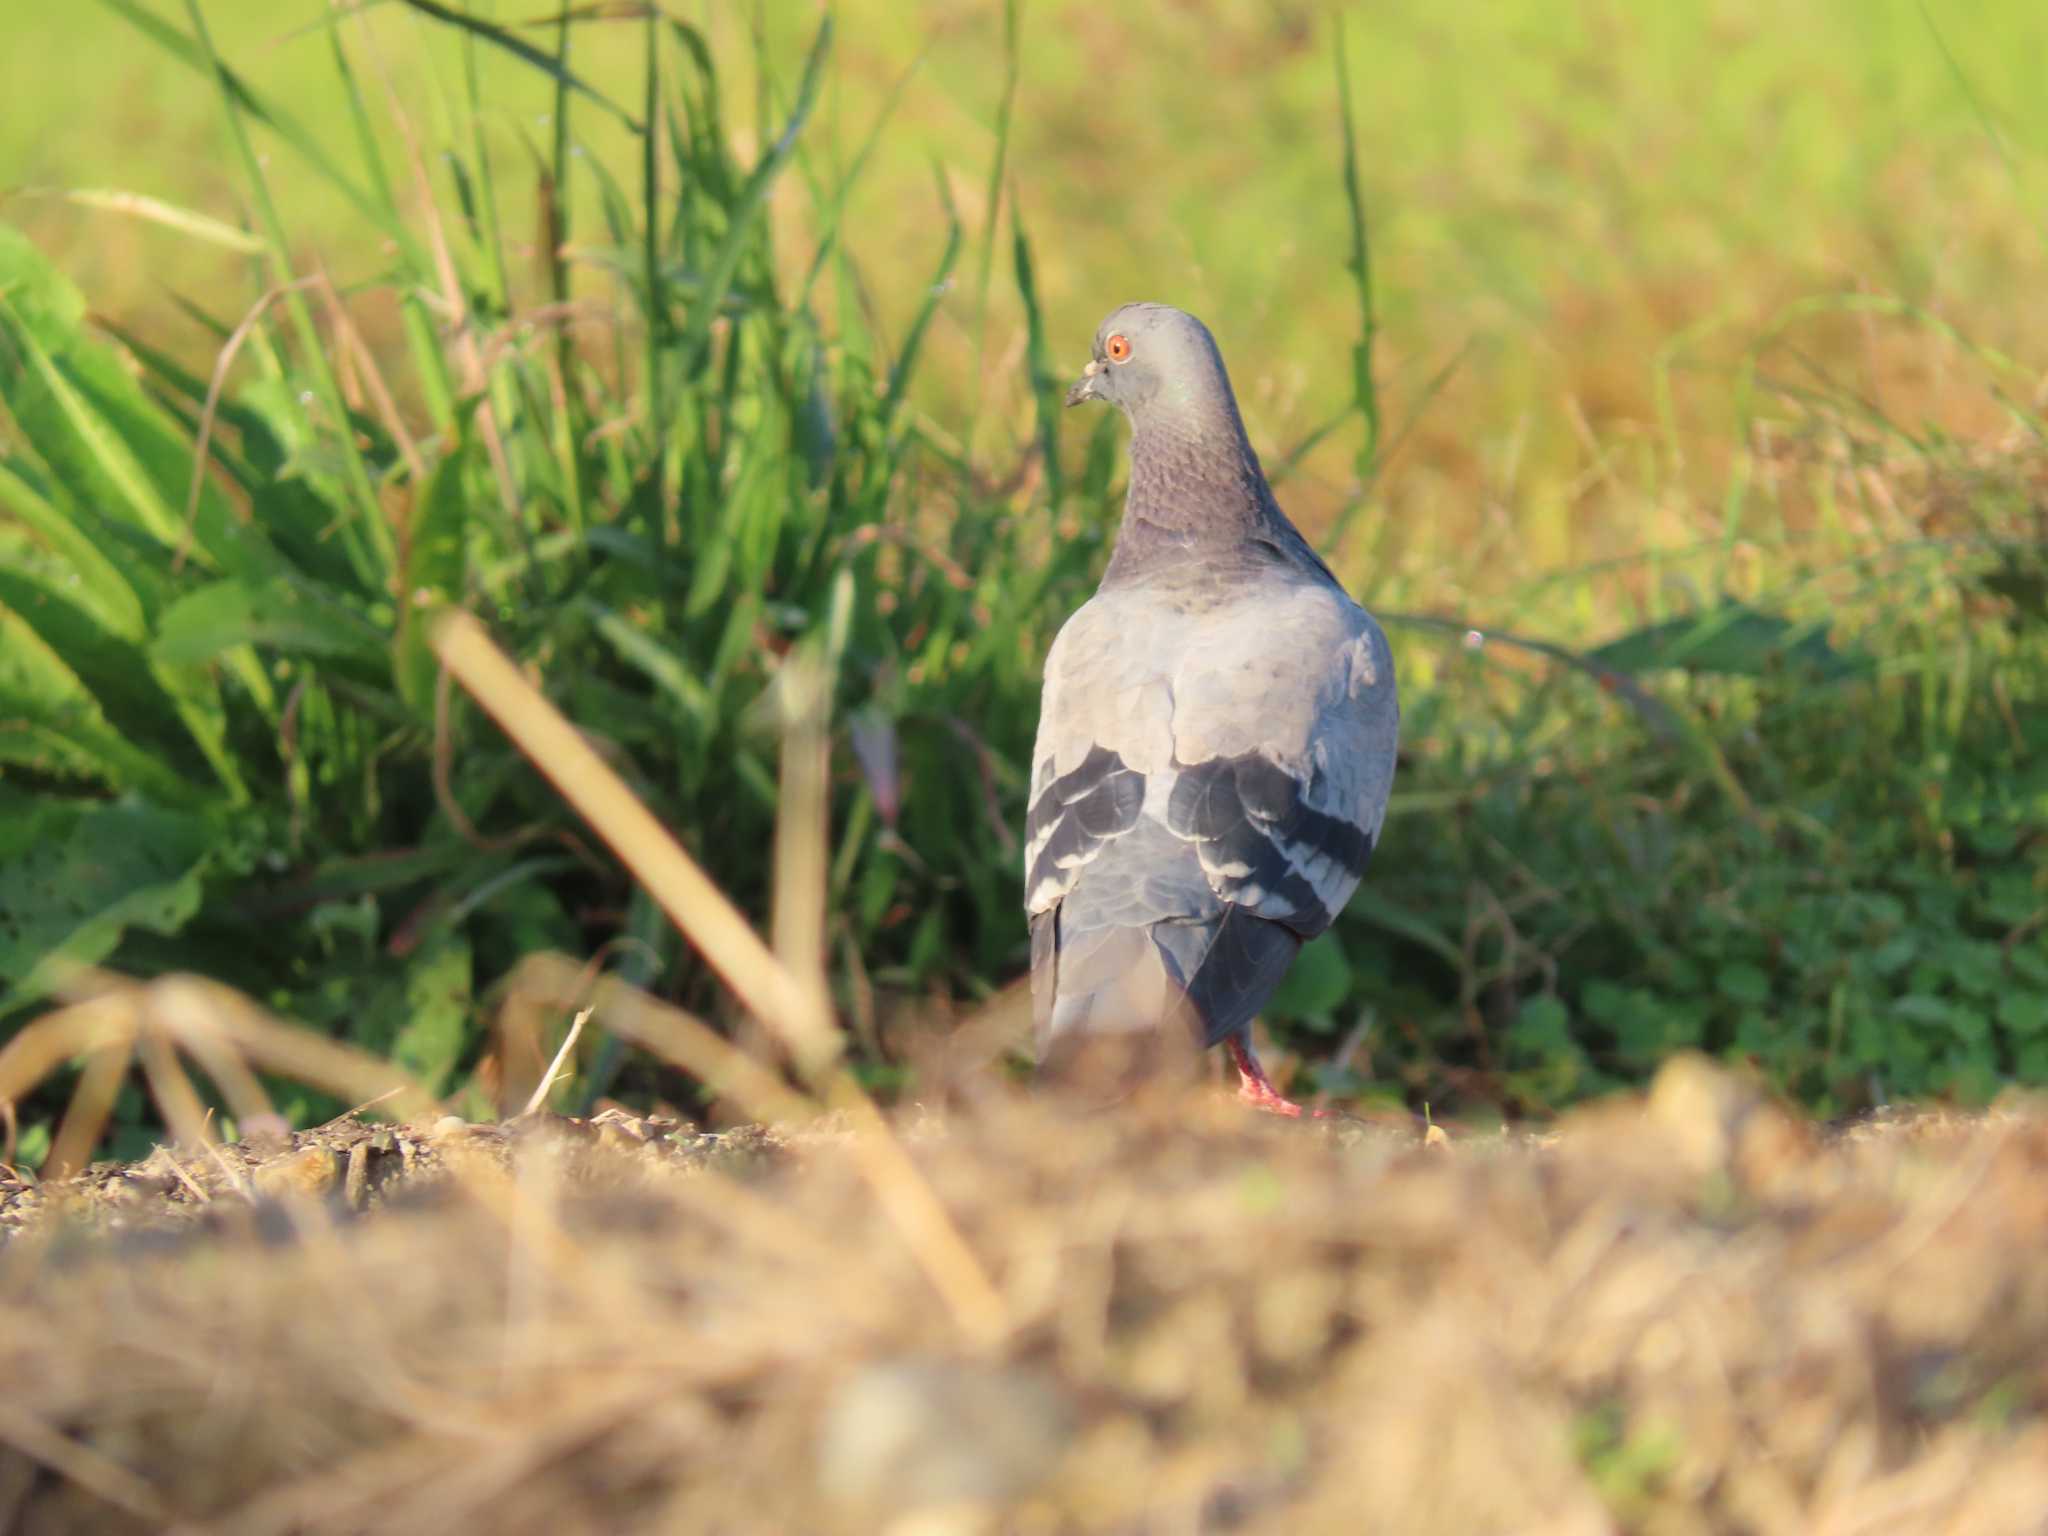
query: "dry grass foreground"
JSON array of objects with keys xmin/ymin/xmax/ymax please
[{"xmin": 2, "ymin": 1057, "xmax": 2047, "ymax": 1535}]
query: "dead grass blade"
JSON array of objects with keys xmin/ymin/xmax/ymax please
[
  {"xmin": 175, "ymin": 275, "xmax": 323, "ymax": 571},
  {"xmin": 47, "ymin": 1031, "xmax": 138, "ymax": 1183},
  {"xmin": 66, "ymin": 973, "xmax": 438, "ymax": 1154},
  {"xmin": 2, "ymin": 971, "xmax": 437, "ymax": 1178},
  {"xmin": 0, "ymin": 992, "xmax": 136, "ymax": 1114},
  {"xmin": 181, "ymin": 978, "xmax": 442, "ymax": 1121},
  {"xmin": 518, "ymin": 1005, "xmax": 590, "ymax": 1118},
  {"xmin": 134, "ymin": 1029, "xmax": 216, "ymax": 1156},
  {"xmin": 496, "ymin": 952, "xmax": 817, "ymax": 1124},
  {"xmin": 151, "ymin": 981, "xmax": 285, "ymax": 1136}
]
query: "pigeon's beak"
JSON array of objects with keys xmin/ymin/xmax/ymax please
[{"xmin": 1064, "ymin": 359, "xmax": 1102, "ymax": 408}]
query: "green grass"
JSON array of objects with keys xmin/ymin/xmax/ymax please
[{"xmin": 0, "ymin": 2, "xmax": 2045, "ymax": 1163}]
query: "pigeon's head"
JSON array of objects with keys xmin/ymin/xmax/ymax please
[{"xmin": 1065, "ymin": 303, "xmax": 1235, "ymax": 424}]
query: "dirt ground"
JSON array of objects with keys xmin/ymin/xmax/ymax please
[{"xmin": 4, "ymin": 1056, "xmax": 2047, "ymax": 1535}]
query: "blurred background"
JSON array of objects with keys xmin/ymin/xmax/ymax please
[{"xmin": 2, "ymin": 0, "xmax": 2044, "ymax": 1164}]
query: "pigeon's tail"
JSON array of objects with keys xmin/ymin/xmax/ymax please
[{"xmin": 1030, "ymin": 904, "xmax": 1301, "ymax": 1100}]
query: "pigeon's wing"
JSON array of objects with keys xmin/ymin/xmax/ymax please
[
  {"xmin": 1160, "ymin": 582, "xmax": 1398, "ymax": 938},
  {"xmin": 1025, "ymin": 590, "xmax": 1209, "ymax": 1050},
  {"xmin": 1023, "ymin": 589, "xmax": 1183, "ymax": 920}
]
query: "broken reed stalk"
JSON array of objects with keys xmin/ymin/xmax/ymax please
[
  {"xmin": 432, "ymin": 611, "xmax": 837, "ymax": 1072},
  {"xmin": 770, "ymin": 646, "xmax": 837, "ymax": 1082},
  {"xmin": 430, "ymin": 611, "xmax": 1008, "ymax": 1346}
]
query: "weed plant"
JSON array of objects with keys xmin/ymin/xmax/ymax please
[{"xmin": 0, "ymin": 4, "xmax": 2043, "ymax": 1164}]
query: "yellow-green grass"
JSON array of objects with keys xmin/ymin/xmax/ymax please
[{"xmin": 9, "ymin": 0, "xmax": 2048, "ymax": 626}]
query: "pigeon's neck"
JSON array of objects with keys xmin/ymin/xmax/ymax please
[{"xmin": 1101, "ymin": 406, "xmax": 1293, "ymax": 588}]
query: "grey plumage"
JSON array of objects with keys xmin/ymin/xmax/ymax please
[{"xmin": 1025, "ymin": 303, "xmax": 1398, "ymax": 1102}]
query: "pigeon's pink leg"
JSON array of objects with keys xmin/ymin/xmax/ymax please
[{"xmin": 1227, "ymin": 1037, "xmax": 1327, "ymax": 1119}]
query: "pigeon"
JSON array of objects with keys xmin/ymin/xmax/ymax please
[{"xmin": 1024, "ymin": 303, "xmax": 1399, "ymax": 1115}]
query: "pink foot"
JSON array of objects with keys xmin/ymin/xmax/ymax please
[{"xmin": 1227, "ymin": 1037, "xmax": 1328, "ymax": 1119}]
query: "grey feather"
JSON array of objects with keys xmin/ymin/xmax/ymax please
[{"xmin": 1026, "ymin": 303, "xmax": 1400, "ymax": 1076}]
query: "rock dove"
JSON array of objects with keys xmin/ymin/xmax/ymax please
[{"xmin": 1024, "ymin": 303, "xmax": 1399, "ymax": 1115}]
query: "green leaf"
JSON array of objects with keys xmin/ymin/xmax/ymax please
[
  {"xmin": 1716, "ymin": 961, "xmax": 1771, "ymax": 1006},
  {"xmin": 1268, "ymin": 933, "xmax": 1353, "ymax": 1021},
  {"xmin": 0, "ymin": 794, "xmax": 216, "ymax": 1006},
  {"xmin": 1510, "ymin": 994, "xmax": 1573, "ymax": 1050},
  {"xmin": 1343, "ymin": 886, "xmax": 1462, "ymax": 968},
  {"xmin": 394, "ymin": 0, "xmax": 641, "ymax": 131},
  {"xmin": 0, "ymin": 530, "xmax": 205, "ymax": 770},
  {"xmin": 1998, "ymin": 994, "xmax": 2048, "ymax": 1039},
  {"xmin": 1868, "ymin": 933, "xmax": 1917, "ymax": 976},
  {"xmin": 391, "ymin": 932, "xmax": 473, "ymax": 1094},
  {"xmin": 1505, "ymin": 993, "xmax": 1592, "ymax": 1104},
  {"xmin": 1942, "ymin": 939, "xmax": 2005, "ymax": 999},
  {"xmin": 0, "ymin": 604, "xmax": 206, "ymax": 799},
  {"xmin": 97, "ymin": 323, "xmax": 364, "ymax": 593},
  {"xmin": 1589, "ymin": 602, "xmax": 1867, "ymax": 681},
  {"xmin": 682, "ymin": 524, "xmax": 737, "ymax": 618},
  {"xmin": 0, "ymin": 224, "xmax": 283, "ymax": 587},
  {"xmin": 1896, "ymin": 994, "xmax": 1986, "ymax": 1041},
  {"xmin": 394, "ymin": 443, "xmax": 471, "ymax": 716},
  {"xmin": 0, "ymin": 449, "xmax": 154, "ymax": 637},
  {"xmin": 585, "ymin": 601, "xmax": 717, "ymax": 738},
  {"xmin": 2018, "ymin": 1038, "xmax": 2048, "ymax": 1084},
  {"xmin": 152, "ymin": 579, "xmax": 386, "ymax": 668},
  {"xmin": 11, "ymin": 1120, "xmax": 51, "ymax": 1170}
]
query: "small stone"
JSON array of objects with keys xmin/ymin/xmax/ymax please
[{"xmin": 817, "ymin": 1358, "xmax": 1074, "ymax": 1521}]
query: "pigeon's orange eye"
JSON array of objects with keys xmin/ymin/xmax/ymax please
[{"xmin": 1105, "ymin": 333, "xmax": 1132, "ymax": 363}]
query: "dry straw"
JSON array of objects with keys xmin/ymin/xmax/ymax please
[{"xmin": 8, "ymin": 1056, "xmax": 2048, "ymax": 1533}]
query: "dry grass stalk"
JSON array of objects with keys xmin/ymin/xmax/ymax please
[
  {"xmin": 499, "ymin": 954, "xmax": 816, "ymax": 1127},
  {"xmin": 769, "ymin": 647, "xmax": 838, "ymax": 1081},
  {"xmin": 0, "ymin": 973, "xmax": 440, "ymax": 1181},
  {"xmin": 432, "ymin": 612, "xmax": 832, "ymax": 1067}
]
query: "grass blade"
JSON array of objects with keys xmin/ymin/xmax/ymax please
[
  {"xmin": 970, "ymin": 0, "xmax": 1020, "ymax": 425},
  {"xmin": 1011, "ymin": 207, "xmax": 1061, "ymax": 506},
  {"xmin": 395, "ymin": 0, "xmax": 642, "ymax": 132},
  {"xmin": 57, "ymin": 190, "xmax": 265, "ymax": 254},
  {"xmin": 1333, "ymin": 12, "xmax": 1381, "ymax": 479},
  {"xmin": 177, "ymin": 0, "xmax": 393, "ymax": 581},
  {"xmin": 86, "ymin": 0, "xmax": 416, "ymax": 259},
  {"xmin": 881, "ymin": 164, "xmax": 962, "ymax": 432},
  {"xmin": 675, "ymin": 15, "xmax": 833, "ymax": 375}
]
